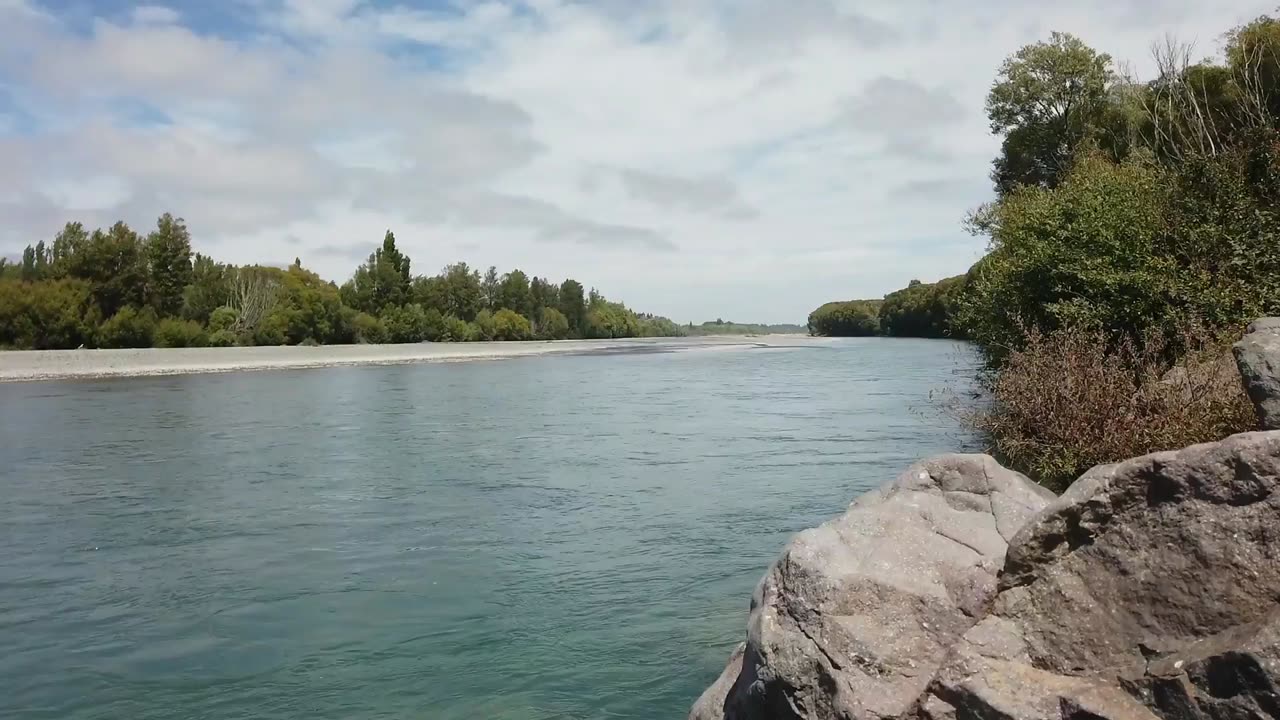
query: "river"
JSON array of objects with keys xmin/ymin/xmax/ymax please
[{"xmin": 0, "ymin": 338, "xmax": 979, "ymax": 719}]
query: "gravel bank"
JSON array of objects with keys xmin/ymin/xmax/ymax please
[{"xmin": 0, "ymin": 336, "xmax": 822, "ymax": 382}]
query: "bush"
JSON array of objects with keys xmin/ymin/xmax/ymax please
[
  {"xmin": 491, "ymin": 308, "xmax": 532, "ymax": 341},
  {"xmin": 969, "ymin": 324, "xmax": 1255, "ymax": 490},
  {"xmin": 208, "ymin": 306, "xmax": 239, "ymax": 333},
  {"xmin": 473, "ymin": 309, "xmax": 496, "ymax": 341},
  {"xmin": 433, "ymin": 315, "xmax": 469, "ymax": 342},
  {"xmin": 537, "ymin": 306, "xmax": 571, "ymax": 340},
  {"xmin": 154, "ymin": 318, "xmax": 208, "ymax": 348},
  {"xmin": 207, "ymin": 329, "xmax": 237, "ymax": 347},
  {"xmin": 351, "ymin": 311, "xmax": 386, "ymax": 344},
  {"xmin": 96, "ymin": 306, "xmax": 158, "ymax": 348},
  {"xmin": 252, "ymin": 310, "xmax": 289, "ymax": 345}
]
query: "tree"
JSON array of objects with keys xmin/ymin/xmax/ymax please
[
  {"xmin": 559, "ymin": 279, "xmax": 587, "ymax": 337},
  {"xmin": 73, "ymin": 222, "xmax": 148, "ymax": 318},
  {"xmin": 529, "ymin": 276, "xmax": 557, "ymax": 317},
  {"xmin": 182, "ymin": 254, "xmax": 230, "ymax": 323},
  {"xmin": 437, "ymin": 262, "xmax": 484, "ymax": 321},
  {"xmin": 807, "ymin": 300, "xmax": 881, "ymax": 337},
  {"xmin": 498, "ymin": 269, "xmax": 531, "ymax": 317},
  {"xmin": 145, "ymin": 213, "xmax": 194, "ymax": 316},
  {"xmin": 481, "ymin": 266, "xmax": 500, "ymax": 310},
  {"xmin": 987, "ymin": 32, "xmax": 1114, "ymax": 194},
  {"xmin": 491, "ymin": 308, "xmax": 532, "ymax": 340},
  {"xmin": 341, "ymin": 230, "xmax": 412, "ymax": 314},
  {"xmin": 229, "ymin": 266, "xmax": 281, "ymax": 336},
  {"xmin": 537, "ymin": 306, "xmax": 571, "ymax": 340},
  {"xmin": 20, "ymin": 245, "xmax": 36, "ymax": 282}
]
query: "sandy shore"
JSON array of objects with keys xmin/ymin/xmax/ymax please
[{"xmin": 0, "ymin": 335, "xmax": 824, "ymax": 382}]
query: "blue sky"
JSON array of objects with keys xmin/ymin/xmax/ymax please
[{"xmin": 0, "ymin": 0, "xmax": 1272, "ymax": 323}]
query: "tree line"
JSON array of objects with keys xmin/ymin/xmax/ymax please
[
  {"xmin": 0, "ymin": 222, "xmax": 684, "ymax": 349},
  {"xmin": 810, "ymin": 14, "xmax": 1280, "ymax": 486},
  {"xmin": 807, "ymin": 275, "xmax": 968, "ymax": 339}
]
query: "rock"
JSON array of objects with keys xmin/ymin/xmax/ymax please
[
  {"xmin": 692, "ymin": 432, "xmax": 1280, "ymax": 720},
  {"xmin": 925, "ymin": 431, "xmax": 1280, "ymax": 720},
  {"xmin": 1234, "ymin": 317, "xmax": 1280, "ymax": 430},
  {"xmin": 691, "ymin": 454, "xmax": 1054, "ymax": 720}
]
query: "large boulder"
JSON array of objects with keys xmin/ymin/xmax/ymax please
[
  {"xmin": 926, "ymin": 431, "xmax": 1280, "ymax": 720},
  {"xmin": 1234, "ymin": 317, "xmax": 1280, "ymax": 430},
  {"xmin": 690, "ymin": 454, "xmax": 1055, "ymax": 720},
  {"xmin": 692, "ymin": 432, "xmax": 1280, "ymax": 720}
]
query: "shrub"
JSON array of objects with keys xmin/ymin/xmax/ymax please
[
  {"xmin": 208, "ymin": 306, "xmax": 239, "ymax": 333},
  {"xmin": 969, "ymin": 324, "xmax": 1255, "ymax": 490},
  {"xmin": 207, "ymin": 329, "xmax": 237, "ymax": 347},
  {"xmin": 154, "ymin": 318, "xmax": 208, "ymax": 348},
  {"xmin": 439, "ymin": 314, "xmax": 472, "ymax": 342},
  {"xmin": 351, "ymin": 311, "xmax": 386, "ymax": 344},
  {"xmin": 537, "ymin": 306, "xmax": 571, "ymax": 340},
  {"xmin": 96, "ymin": 306, "xmax": 158, "ymax": 348},
  {"xmin": 491, "ymin": 308, "xmax": 532, "ymax": 341}
]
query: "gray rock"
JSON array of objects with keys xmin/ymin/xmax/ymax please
[
  {"xmin": 691, "ymin": 454, "xmax": 1054, "ymax": 720},
  {"xmin": 925, "ymin": 431, "xmax": 1280, "ymax": 720},
  {"xmin": 1234, "ymin": 317, "xmax": 1280, "ymax": 430}
]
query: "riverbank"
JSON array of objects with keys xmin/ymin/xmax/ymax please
[{"xmin": 0, "ymin": 335, "xmax": 825, "ymax": 382}]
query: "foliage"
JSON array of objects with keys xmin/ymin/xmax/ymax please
[
  {"xmin": 491, "ymin": 308, "xmax": 533, "ymax": 341},
  {"xmin": 537, "ymin": 306, "xmax": 571, "ymax": 340},
  {"xmin": 686, "ymin": 320, "xmax": 807, "ymax": 336},
  {"xmin": 145, "ymin": 213, "xmax": 194, "ymax": 317},
  {"xmin": 807, "ymin": 300, "xmax": 881, "ymax": 337},
  {"xmin": 0, "ymin": 278, "xmax": 94, "ymax": 349},
  {"xmin": 96, "ymin": 306, "xmax": 158, "ymax": 349},
  {"xmin": 154, "ymin": 318, "xmax": 208, "ymax": 348},
  {"xmin": 970, "ymin": 325, "xmax": 1254, "ymax": 490},
  {"xmin": 878, "ymin": 276, "xmax": 969, "ymax": 339},
  {"xmin": 987, "ymin": 32, "xmax": 1116, "ymax": 194},
  {"xmin": 1, "ymin": 216, "xmax": 683, "ymax": 349},
  {"xmin": 350, "ymin": 311, "xmax": 387, "ymax": 344}
]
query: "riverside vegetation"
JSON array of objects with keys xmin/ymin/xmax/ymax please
[
  {"xmin": 810, "ymin": 15, "xmax": 1280, "ymax": 488},
  {"xmin": 0, "ymin": 227, "xmax": 685, "ymax": 349}
]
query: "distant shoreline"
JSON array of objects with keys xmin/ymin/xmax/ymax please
[{"xmin": 0, "ymin": 335, "xmax": 826, "ymax": 383}]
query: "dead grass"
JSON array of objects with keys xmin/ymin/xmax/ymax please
[{"xmin": 970, "ymin": 325, "xmax": 1256, "ymax": 491}]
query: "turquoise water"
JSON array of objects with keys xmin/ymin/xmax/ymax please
[{"xmin": 0, "ymin": 339, "xmax": 979, "ymax": 719}]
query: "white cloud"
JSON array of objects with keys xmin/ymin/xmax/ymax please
[
  {"xmin": 131, "ymin": 5, "xmax": 180, "ymax": 25},
  {"xmin": 0, "ymin": 0, "xmax": 1273, "ymax": 322}
]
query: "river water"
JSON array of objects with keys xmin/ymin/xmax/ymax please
[{"xmin": 0, "ymin": 338, "xmax": 979, "ymax": 719}]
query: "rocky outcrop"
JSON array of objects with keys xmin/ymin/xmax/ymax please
[
  {"xmin": 689, "ymin": 454, "xmax": 1055, "ymax": 720},
  {"xmin": 692, "ymin": 431, "xmax": 1280, "ymax": 719},
  {"xmin": 926, "ymin": 431, "xmax": 1280, "ymax": 720},
  {"xmin": 1235, "ymin": 317, "xmax": 1280, "ymax": 430}
]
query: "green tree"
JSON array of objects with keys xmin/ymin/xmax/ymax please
[
  {"xmin": 154, "ymin": 318, "xmax": 208, "ymax": 348},
  {"xmin": 0, "ymin": 278, "xmax": 94, "ymax": 349},
  {"xmin": 182, "ymin": 254, "xmax": 230, "ymax": 323},
  {"xmin": 537, "ymin": 306, "xmax": 571, "ymax": 340},
  {"xmin": 144, "ymin": 213, "xmax": 194, "ymax": 317},
  {"xmin": 97, "ymin": 306, "xmax": 158, "ymax": 348},
  {"xmin": 558, "ymin": 279, "xmax": 587, "ymax": 337},
  {"xmin": 70, "ymin": 222, "xmax": 148, "ymax": 318},
  {"xmin": 988, "ymin": 32, "xmax": 1114, "ymax": 194},
  {"xmin": 491, "ymin": 308, "xmax": 533, "ymax": 340},
  {"xmin": 481, "ymin": 266, "xmax": 500, "ymax": 310},
  {"xmin": 498, "ymin": 269, "xmax": 531, "ymax": 317},
  {"xmin": 807, "ymin": 300, "xmax": 881, "ymax": 337},
  {"xmin": 341, "ymin": 230, "xmax": 412, "ymax": 314}
]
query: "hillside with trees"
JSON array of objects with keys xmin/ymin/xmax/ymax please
[
  {"xmin": 810, "ymin": 14, "xmax": 1280, "ymax": 488},
  {"xmin": 0, "ymin": 222, "xmax": 683, "ymax": 349}
]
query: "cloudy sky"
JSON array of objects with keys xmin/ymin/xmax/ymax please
[{"xmin": 0, "ymin": 0, "xmax": 1272, "ymax": 323}]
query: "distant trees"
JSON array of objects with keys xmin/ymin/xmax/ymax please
[
  {"xmin": 807, "ymin": 300, "xmax": 881, "ymax": 337},
  {"xmin": 0, "ymin": 217, "xmax": 683, "ymax": 349}
]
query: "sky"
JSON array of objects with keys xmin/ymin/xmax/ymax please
[{"xmin": 0, "ymin": 0, "xmax": 1273, "ymax": 323}]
